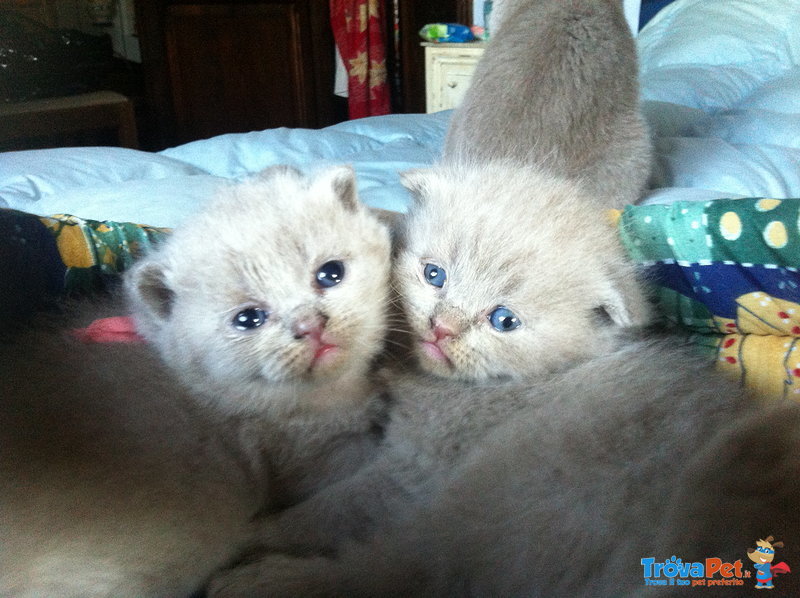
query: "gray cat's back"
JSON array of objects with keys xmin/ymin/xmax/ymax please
[
  {"xmin": 0, "ymin": 318, "xmax": 262, "ymax": 597},
  {"xmin": 331, "ymin": 340, "xmax": 800, "ymax": 597},
  {"xmin": 214, "ymin": 339, "xmax": 800, "ymax": 597},
  {"xmin": 415, "ymin": 340, "xmax": 800, "ymax": 596},
  {"xmin": 444, "ymin": 0, "xmax": 651, "ymax": 206}
]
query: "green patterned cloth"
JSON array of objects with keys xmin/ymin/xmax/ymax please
[
  {"xmin": 38, "ymin": 212, "xmax": 170, "ymax": 293},
  {"xmin": 0, "ymin": 208, "xmax": 169, "ymax": 297},
  {"xmin": 618, "ymin": 198, "xmax": 800, "ymax": 400}
]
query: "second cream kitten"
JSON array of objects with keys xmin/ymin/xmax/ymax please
[{"xmin": 395, "ymin": 161, "xmax": 650, "ymax": 381}]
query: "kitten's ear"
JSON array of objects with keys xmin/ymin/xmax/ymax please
[
  {"xmin": 253, "ymin": 164, "xmax": 302, "ymax": 182},
  {"xmin": 125, "ymin": 258, "xmax": 176, "ymax": 332},
  {"xmin": 595, "ymin": 266, "xmax": 652, "ymax": 329},
  {"xmin": 316, "ymin": 165, "xmax": 359, "ymax": 212},
  {"xmin": 399, "ymin": 168, "xmax": 431, "ymax": 206}
]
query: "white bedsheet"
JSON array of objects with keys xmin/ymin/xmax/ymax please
[{"xmin": 638, "ymin": 0, "xmax": 800, "ymax": 204}]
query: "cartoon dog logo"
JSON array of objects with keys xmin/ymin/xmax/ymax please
[{"xmin": 747, "ymin": 536, "xmax": 791, "ymax": 589}]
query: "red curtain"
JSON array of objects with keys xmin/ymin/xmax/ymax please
[{"xmin": 330, "ymin": 0, "xmax": 391, "ymax": 119}]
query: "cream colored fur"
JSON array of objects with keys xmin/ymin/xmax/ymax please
[
  {"xmin": 395, "ymin": 161, "xmax": 650, "ymax": 380},
  {"xmin": 0, "ymin": 166, "xmax": 392, "ymax": 597},
  {"xmin": 128, "ymin": 165, "xmax": 391, "ymax": 420}
]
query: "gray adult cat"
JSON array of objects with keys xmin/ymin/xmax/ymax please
[
  {"xmin": 444, "ymin": 0, "xmax": 651, "ymax": 207},
  {"xmin": 208, "ymin": 333, "xmax": 800, "ymax": 597},
  {"xmin": 0, "ymin": 165, "xmax": 393, "ymax": 597}
]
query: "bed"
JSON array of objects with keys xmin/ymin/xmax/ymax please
[{"xmin": 2, "ymin": 0, "xmax": 799, "ymax": 399}]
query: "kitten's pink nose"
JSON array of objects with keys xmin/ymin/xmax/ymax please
[
  {"xmin": 292, "ymin": 314, "xmax": 327, "ymax": 341},
  {"xmin": 431, "ymin": 318, "xmax": 457, "ymax": 341}
]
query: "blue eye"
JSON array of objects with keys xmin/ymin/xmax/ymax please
[
  {"xmin": 489, "ymin": 306, "xmax": 521, "ymax": 332},
  {"xmin": 233, "ymin": 307, "xmax": 269, "ymax": 330},
  {"xmin": 316, "ymin": 260, "xmax": 345, "ymax": 288},
  {"xmin": 424, "ymin": 263, "xmax": 446, "ymax": 288}
]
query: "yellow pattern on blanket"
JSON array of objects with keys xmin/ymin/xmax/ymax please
[
  {"xmin": 619, "ymin": 198, "xmax": 800, "ymax": 402},
  {"xmin": 0, "ymin": 208, "xmax": 169, "ymax": 296}
]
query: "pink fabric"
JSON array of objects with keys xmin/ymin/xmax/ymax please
[
  {"xmin": 73, "ymin": 316, "xmax": 145, "ymax": 344},
  {"xmin": 330, "ymin": 0, "xmax": 391, "ymax": 119}
]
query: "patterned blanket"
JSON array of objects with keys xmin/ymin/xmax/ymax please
[
  {"xmin": 619, "ymin": 198, "xmax": 800, "ymax": 400},
  {"xmin": 0, "ymin": 209, "xmax": 167, "ymax": 303}
]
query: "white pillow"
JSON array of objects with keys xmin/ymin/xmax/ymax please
[
  {"xmin": 23, "ymin": 175, "xmax": 229, "ymax": 229},
  {"xmin": 0, "ymin": 147, "xmax": 206, "ymax": 210}
]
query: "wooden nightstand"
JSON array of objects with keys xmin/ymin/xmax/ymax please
[{"xmin": 423, "ymin": 42, "xmax": 485, "ymax": 113}]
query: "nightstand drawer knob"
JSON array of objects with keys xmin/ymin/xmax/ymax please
[{"xmin": 447, "ymin": 81, "xmax": 458, "ymax": 88}]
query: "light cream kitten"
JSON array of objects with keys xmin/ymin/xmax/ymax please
[
  {"xmin": 0, "ymin": 165, "xmax": 392, "ymax": 597},
  {"xmin": 395, "ymin": 161, "xmax": 650, "ymax": 380},
  {"xmin": 128, "ymin": 165, "xmax": 389, "ymax": 424},
  {"xmin": 444, "ymin": 0, "xmax": 652, "ymax": 208}
]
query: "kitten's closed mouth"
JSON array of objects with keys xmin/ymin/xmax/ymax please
[
  {"xmin": 312, "ymin": 344, "xmax": 340, "ymax": 369},
  {"xmin": 420, "ymin": 340, "xmax": 453, "ymax": 368}
]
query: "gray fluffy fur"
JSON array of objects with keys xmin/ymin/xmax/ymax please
[
  {"xmin": 444, "ymin": 0, "xmax": 652, "ymax": 207},
  {"xmin": 208, "ymin": 338, "xmax": 800, "ymax": 597}
]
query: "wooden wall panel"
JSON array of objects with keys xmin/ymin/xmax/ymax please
[
  {"xmin": 165, "ymin": 3, "xmax": 306, "ymax": 141},
  {"xmin": 136, "ymin": 0, "xmax": 336, "ymax": 148}
]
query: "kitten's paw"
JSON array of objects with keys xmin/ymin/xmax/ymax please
[{"xmin": 207, "ymin": 554, "xmax": 332, "ymax": 598}]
